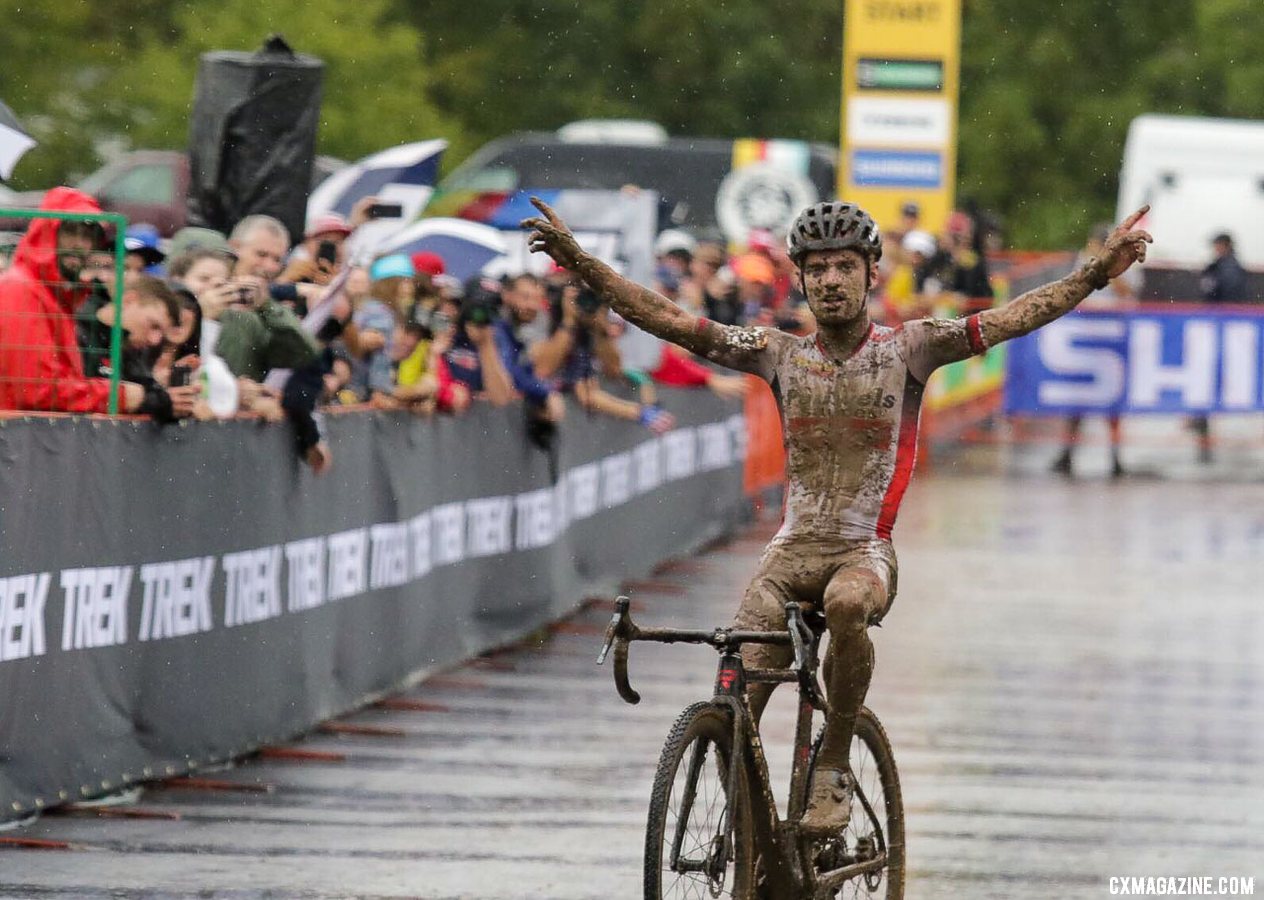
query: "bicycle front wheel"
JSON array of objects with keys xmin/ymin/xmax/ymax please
[{"xmin": 644, "ymin": 701, "xmax": 756, "ymax": 900}]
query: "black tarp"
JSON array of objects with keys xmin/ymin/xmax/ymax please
[
  {"xmin": 187, "ymin": 36, "xmax": 324, "ymax": 242},
  {"xmin": 0, "ymin": 394, "xmax": 746, "ymax": 820}
]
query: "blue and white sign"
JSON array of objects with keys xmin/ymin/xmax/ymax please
[
  {"xmin": 1004, "ymin": 308, "xmax": 1264, "ymax": 415},
  {"xmin": 850, "ymin": 149, "xmax": 943, "ymax": 188}
]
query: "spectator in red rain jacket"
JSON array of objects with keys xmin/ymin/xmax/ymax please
[{"xmin": 0, "ymin": 187, "xmax": 188, "ymax": 416}]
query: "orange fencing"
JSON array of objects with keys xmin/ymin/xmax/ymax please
[{"xmin": 742, "ymin": 374, "xmax": 785, "ymax": 496}]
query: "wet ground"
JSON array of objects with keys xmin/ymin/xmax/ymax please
[{"xmin": 2, "ymin": 421, "xmax": 1262, "ymax": 899}]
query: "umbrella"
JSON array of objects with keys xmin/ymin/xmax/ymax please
[
  {"xmin": 0, "ymin": 100, "xmax": 37, "ymax": 182},
  {"xmin": 372, "ymin": 218, "xmax": 508, "ymax": 282},
  {"xmin": 306, "ymin": 139, "xmax": 447, "ymax": 223}
]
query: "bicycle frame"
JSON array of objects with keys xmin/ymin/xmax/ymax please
[{"xmin": 599, "ymin": 596, "xmax": 892, "ymax": 897}]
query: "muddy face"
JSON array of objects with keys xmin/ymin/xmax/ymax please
[{"xmin": 799, "ymin": 248, "xmax": 875, "ymax": 327}]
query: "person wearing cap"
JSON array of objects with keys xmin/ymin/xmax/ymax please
[
  {"xmin": 1200, "ymin": 232, "xmax": 1249, "ymax": 304},
  {"xmin": 410, "ymin": 251, "xmax": 446, "ymax": 282},
  {"xmin": 746, "ymin": 228, "xmax": 797, "ymax": 309},
  {"xmin": 1190, "ymin": 231, "xmax": 1251, "ymax": 463},
  {"xmin": 731, "ymin": 252, "xmax": 781, "ymax": 327},
  {"xmin": 889, "ymin": 201, "xmax": 920, "ymax": 244},
  {"xmin": 168, "ymin": 226, "xmax": 235, "ymax": 261},
  {"xmin": 349, "ymin": 255, "xmax": 412, "ymax": 405},
  {"xmin": 124, "ymin": 223, "xmax": 165, "ymax": 276},
  {"xmin": 883, "ymin": 230, "xmax": 938, "ymax": 322},
  {"xmin": 281, "ymin": 213, "xmax": 355, "ymax": 287}
]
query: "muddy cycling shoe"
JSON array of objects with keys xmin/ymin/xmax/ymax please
[{"xmin": 799, "ymin": 767, "xmax": 855, "ymax": 836}]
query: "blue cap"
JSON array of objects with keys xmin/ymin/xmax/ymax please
[
  {"xmin": 124, "ymin": 223, "xmax": 165, "ymax": 264},
  {"xmin": 370, "ymin": 253, "xmax": 415, "ymax": 282}
]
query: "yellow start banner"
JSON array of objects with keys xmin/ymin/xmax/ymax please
[{"xmin": 839, "ymin": 0, "xmax": 962, "ymax": 237}]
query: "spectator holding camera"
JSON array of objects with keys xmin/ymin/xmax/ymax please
[
  {"xmin": 442, "ymin": 277, "xmax": 565, "ymax": 419},
  {"xmin": 547, "ymin": 285, "xmax": 675, "ymax": 434},
  {"xmin": 280, "ymin": 214, "xmax": 354, "ymax": 288},
  {"xmin": 166, "ymin": 245, "xmax": 277, "ymax": 421},
  {"xmin": 216, "ymin": 215, "xmax": 319, "ymax": 383}
]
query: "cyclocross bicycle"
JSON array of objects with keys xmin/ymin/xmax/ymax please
[{"xmin": 598, "ymin": 595, "xmax": 905, "ymax": 899}]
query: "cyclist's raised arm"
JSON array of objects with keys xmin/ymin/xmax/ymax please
[
  {"xmin": 901, "ymin": 206, "xmax": 1153, "ymax": 383},
  {"xmin": 522, "ymin": 197, "xmax": 778, "ymax": 377}
]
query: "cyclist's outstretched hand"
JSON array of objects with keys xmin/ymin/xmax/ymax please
[
  {"xmin": 1099, "ymin": 205, "xmax": 1154, "ymax": 279},
  {"xmin": 522, "ymin": 197, "xmax": 585, "ymax": 271}
]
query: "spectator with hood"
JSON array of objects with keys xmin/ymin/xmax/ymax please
[{"xmin": 0, "ymin": 187, "xmax": 187, "ymax": 416}]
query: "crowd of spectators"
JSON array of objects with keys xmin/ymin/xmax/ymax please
[
  {"xmin": 871, "ymin": 200, "xmax": 996, "ymax": 324},
  {"xmin": 0, "ymin": 186, "xmax": 803, "ymax": 473},
  {"xmin": 0, "ymin": 186, "xmax": 1008, "ymax": 474}
]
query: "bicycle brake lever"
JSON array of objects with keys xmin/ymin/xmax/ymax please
[{"xmin": 597, "ymin": 595, "xmax": 631, "ymax": 665}]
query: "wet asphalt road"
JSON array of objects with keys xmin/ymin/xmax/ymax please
[{"xmin": 2, "ymin": 438, "xmax": 1262, "ymax": 899}]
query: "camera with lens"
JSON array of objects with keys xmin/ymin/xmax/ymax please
[
  {"xmin": 575, "ymin": 285, "xmax": 604, "ymax": 316},
  {"xmin": 459, "ymin": 277, "xmax": 501, "ymax": 327}
]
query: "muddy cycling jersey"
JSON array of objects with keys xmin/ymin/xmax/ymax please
[{"xmin": 695, "ymin": 315, "xmax": 988, "ymax": 542}]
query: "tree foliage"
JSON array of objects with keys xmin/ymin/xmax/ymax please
[{"xmin": 3, "ymin": 0, "xmax": 1263, "ymax": 247}]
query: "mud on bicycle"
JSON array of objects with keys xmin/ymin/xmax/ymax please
[{"xmin": 598, "ymin": 595, "xmax": 905, "ymax": 900}]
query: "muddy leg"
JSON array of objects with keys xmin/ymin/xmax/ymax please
[
  {"xmin": 733, "ymin": 580, "xmax": 794, "ymax": 727},
  {"xmin": 815, "ymin": 568, "xmax": 888, "ymax": 772}
]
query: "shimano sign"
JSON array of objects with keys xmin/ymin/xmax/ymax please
[{"xmin": 1004, "ymin": 308, "xmax": 1264, "ymax": 415}]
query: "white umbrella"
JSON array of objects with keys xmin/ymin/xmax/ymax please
[
  {"xmin": 306, "ymin": 139, "xmax": 447, "ymax": 225},
  {"xmin": 371, "ymin": 218, "xmax": 508, "ymax": 281},
  {"xmin": 0, "ymin": 100, "xmax": 36, "ymax": 182}
]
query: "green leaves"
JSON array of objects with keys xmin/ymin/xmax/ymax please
[{"xmin": 5, "ymin": 0, "xmax": 1262, "ymax": 248}]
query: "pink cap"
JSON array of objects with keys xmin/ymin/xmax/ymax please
[{"xmin": 305, "ymin": 214, "xmax": 353, "ymax": 239}]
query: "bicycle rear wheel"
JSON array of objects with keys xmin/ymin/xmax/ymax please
[
  {"xmin": 644, "ymin": 701, "xmax": 756, "ymax": 900},
  {"xmin": 807, "ymin": 707, "xmax": 905, "ymax": 899}
]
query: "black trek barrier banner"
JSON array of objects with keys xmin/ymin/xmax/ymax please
[{"xmin": 0, "ymin": 390, "xmax": 746, "ymax": 821}]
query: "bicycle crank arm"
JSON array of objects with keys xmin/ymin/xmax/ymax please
[{"xmin": 812, "ymin": 853, "xmax": 888, "ymax": 896}]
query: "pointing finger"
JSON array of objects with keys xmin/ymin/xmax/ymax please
[
  {"xmin": 1120, "ymin": 204, "xmax": 1150, "ymax": 231},
  {"xmin": 530, "ymin": 196, "xmax": 564, "ymax": 228}
]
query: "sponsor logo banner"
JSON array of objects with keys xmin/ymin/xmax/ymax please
[
  {"xmin": 847, "ymin": 97, "xmax": 951, "ymax": 147},
  {"xmin": 850, "ymin": 149, "xmax": 944, "ymax": 188},
  {"xmin": 1004, "ymin": 307, "xmax": 1264, "ymax": 414}
]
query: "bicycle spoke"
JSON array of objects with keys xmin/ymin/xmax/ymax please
[{"xmin": 663, "ymin": 736, "xmax": 735, "ymax": 897}]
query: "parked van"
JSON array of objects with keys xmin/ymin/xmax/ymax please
[
  {"xmin": 428, "ymin": 121, "xmax": 837, "ymax": 243},
  {"xmin": 1116, "ymin": 114, "xmax": 1264, "ymax": 269}
]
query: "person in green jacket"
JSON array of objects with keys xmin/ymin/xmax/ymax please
[{"xmin": 215, "ymin": 214, "xmax": 319, "ymax": 381}]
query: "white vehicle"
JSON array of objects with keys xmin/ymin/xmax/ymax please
[{"xmin": 1116, "ymin": 114, "xmax": 1264, "ymax": 269}]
